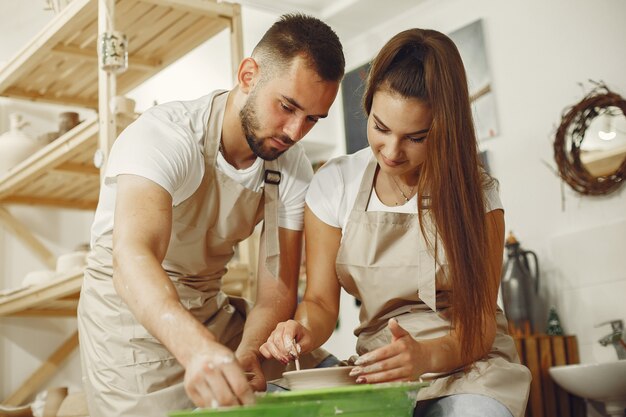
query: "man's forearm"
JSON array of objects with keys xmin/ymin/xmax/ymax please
[
  {"xmin": 235, "ymin": 300, "xmax": 296, "ymax": 358},
  {"xmin": 113, "ymin": 250, "xmax": 217, "ymax": 367}
]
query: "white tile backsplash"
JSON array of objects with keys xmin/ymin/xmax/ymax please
[
  {"xmin": 548, "ymin": 220, "xmax": 626, "ymax": 364},
  {"xmin": 550, "ymin": 218, "xmax": 626, "ymax": 288},
  {"xmin": 557, "ymin": 278, "xmax": 626, "ymax": 362}
]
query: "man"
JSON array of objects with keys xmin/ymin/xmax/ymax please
[{"xmin": 77, "ymin": 14, "xmax": 344, "ymax": 416}]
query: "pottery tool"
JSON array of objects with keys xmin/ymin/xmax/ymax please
[{"xmin": 292, "ymin": 339, "xmax": 301, "ymax": 371}]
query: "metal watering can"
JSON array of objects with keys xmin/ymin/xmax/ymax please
[{"xmin": 500, "ymin": 232, "xmax": 540, "ymax": 335}]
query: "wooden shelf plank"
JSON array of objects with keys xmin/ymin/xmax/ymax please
[
  {"xmin": 0, "ymin": 272, "xmax": 83, "ymax": 317},
  {"xmin": 0, "ymin": 196, "xmax": 98, "ymax": 210},
  {"xmin": 0, "ymin": 118, "xmax": 100, "ymax": 209},
  {"xmin": 139, "ymin": 0, "xmax": 237, "ymax": 17},
  {"xmin": 0, "ymin": 118, "xmax": 99, "ymax": 197},
  {"xmin": 0, "ymin": 261, "xmax": 251, "ymax": 318},
  {"xmin": 10, "ymin": 308, "xmax": 78, "ymax": 318}
]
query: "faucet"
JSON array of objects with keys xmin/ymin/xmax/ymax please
[{"xmin": 596, "ymin": 319, "xmax": 626, "ymax": 360}]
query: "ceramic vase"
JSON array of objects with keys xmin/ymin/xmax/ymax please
[{"xmin": 0, "ymin": 113, "xmax": 45, "ymax": 175}]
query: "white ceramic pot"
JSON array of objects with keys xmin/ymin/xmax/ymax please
[
  {"xmin": 0, "ymin": 113, "xmax": 44, "ymax": 175},
  {"xmin": 56, "ymin": 251, "xmax": 88, "ymax": 273},
  {"xmin": 22, "ymin": 270, "xmax": 57, "ymax": 287}
]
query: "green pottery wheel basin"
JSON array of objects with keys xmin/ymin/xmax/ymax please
[
  {"xmin": 169, "ymin": 401, "xmax": 321, "ymax": 417},
  {"xmin": 170, "ymin": 381, "xmax": 428, "ymax": 417},
  {"xmin": 259, "ymin": 381, "xmax": 429, "ymax": 417}
]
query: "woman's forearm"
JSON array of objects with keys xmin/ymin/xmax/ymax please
[
  {"xmin": 295, "ymin": 299, "xmax": 339, "ymax": 350},
  {"xmin": 420, "ymin": 321, "xmax": 496, "ymax": 374}
]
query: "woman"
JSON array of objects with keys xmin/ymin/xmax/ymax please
[{"xmin": 260, "ymin": 28, "xmax": 531, "ymax": 417}]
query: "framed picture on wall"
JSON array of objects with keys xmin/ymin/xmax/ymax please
[{"xmin": 341, "ymin": 61, "xmax": 370, "ymax": 154}]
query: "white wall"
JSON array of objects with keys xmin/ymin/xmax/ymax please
[
  {"xmin": 2, "ymin": 0, "xmax": 626, "ymax": 405},
  {"xmin": 126, "ymin": 6, "xmax": 274, "ymax": 109}
]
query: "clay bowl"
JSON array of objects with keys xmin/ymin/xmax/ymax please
[{"xmin": 282, "ymin": 366, "xmax": 357, "ymax": 391}]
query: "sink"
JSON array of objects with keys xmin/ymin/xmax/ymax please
[{"xmin": 549, "ymin": 359, "xmax": 626, "ymax": 416}]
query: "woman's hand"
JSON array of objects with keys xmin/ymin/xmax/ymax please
[
  {"xmin": 259, "ymin": 319, "xmax": 313, "ymax": 364},
  {"xmin": 349, "ymin": 318, "xmax": 425, "ymax": 383}
]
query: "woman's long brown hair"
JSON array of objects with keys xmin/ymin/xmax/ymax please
[{"xmin": 363, "ymin": 29, "xmax": 497, "ymax": 361}]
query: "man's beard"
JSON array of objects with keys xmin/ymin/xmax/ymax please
[{"xmin": 239, "ymin": 93, "xmax": 292, "ymax": 161}]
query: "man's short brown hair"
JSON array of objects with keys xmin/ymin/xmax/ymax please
[{"xmin": 253, "ymin": 13, "xmax": 345, "ymax": 82}]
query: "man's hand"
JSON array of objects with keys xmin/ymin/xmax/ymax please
[
  {"xmin": 183, "ymin": 341, "xmax": 255, "ymax": 408},
  {"xmin": 236, "ymin": 350, "xmax": 266, "ymax": 392}
]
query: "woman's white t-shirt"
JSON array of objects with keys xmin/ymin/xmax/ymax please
[{"xmin": 305, "ymin": 147, "xmax": 503, "ymax": 233}]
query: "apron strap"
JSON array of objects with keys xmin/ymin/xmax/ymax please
[
  {"xmin": 352, "ymin": 154, "xmax": 378, "ymax": 212},
  {"xmin": 202, "ymin": 90, "xmax": 280, "ymax": 277},
  {"xmin": 417, "ymin": 213, "xmax": 437, "ymax": 312},
  {"xmin": 263, "ymin": 160, "xmax": 281, "ymax": 278},
  {"xmin": 203, "ymin": 90, "xmax": 228, "ymax": 164}
]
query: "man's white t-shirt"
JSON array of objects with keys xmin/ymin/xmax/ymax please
[
  {"xmin": 305, "ymin": 147, "xmax": 503, "ymax": 234},
  {"xmin": 91, "ymin": 92, "xmax": 314, "ymax": 246}
]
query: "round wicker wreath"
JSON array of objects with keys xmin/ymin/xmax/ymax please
[{"xmin": 554, "ymin": 83, "xmax": 626, "ymax": 195}]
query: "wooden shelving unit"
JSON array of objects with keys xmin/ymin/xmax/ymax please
[
  {"xmin": 0, "ymin": 0, "xmax": 244, "ymax": 406},
  {"xmin": 0, "ymin": 0, "xmax": 241, "ymax": 108},
  {"xmin": 0, "ymin": 116, "xmax": 142, "ymax": 210},
  {"xmin": 0, "ymin": 118, "xmax": 100, "ymax": 210},
  {"xmin": 0, "ymin": 0, "xmax": 244, "ymax": 211}
]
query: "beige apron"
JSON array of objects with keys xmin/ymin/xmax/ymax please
[
  {"xmin": 77, "ymin": 91, "xmax": 288, "ymax": 417},
  {"xmin": 335, "ymin": 155, "xmax": 531, "ymax": 417}
]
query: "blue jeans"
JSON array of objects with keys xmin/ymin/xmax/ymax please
[{"xmin": 414, "ymin": 394, "xmax": 513, "ymax": 417}]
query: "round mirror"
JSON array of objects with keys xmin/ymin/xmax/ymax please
[
  {"xmin": 578, "ymin": 106, "xmax": 626, "ymax": 177},
  {"xmin": 554, "ymin": 84, "xmax": 626, "ymax": 195}
]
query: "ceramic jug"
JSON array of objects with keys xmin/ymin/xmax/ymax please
[
  {"xmin": 0, "ymin": 113, "xmax": 44, "ymax": 175},
  {"xmin": 58, "ymin": 111, "xmax": 80, "ymax": 135},
  {"xmin": 500, "ymin": 231, "xmax": 540, "ymax": 334}
]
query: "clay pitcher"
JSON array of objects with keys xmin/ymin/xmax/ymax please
[{"xmin": 500, "ymin": 231, "xmax": 540, "ymax": 335}]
